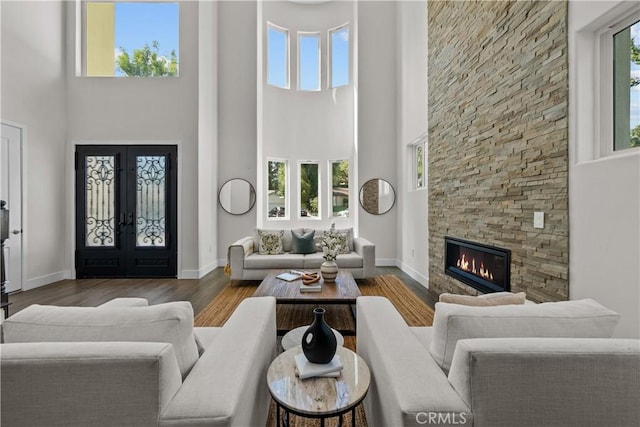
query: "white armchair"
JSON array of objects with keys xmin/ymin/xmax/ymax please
[{"xmin": 1, "ymin": 296, "xmax": 277, "ymax": 427}]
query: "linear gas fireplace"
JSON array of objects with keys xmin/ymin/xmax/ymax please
[{"xmin": 444, "ymin": 237, "xmax": 511, "ymax": 294}]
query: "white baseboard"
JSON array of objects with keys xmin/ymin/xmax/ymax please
[
  {"xmin": 396, "ymin": 260, "xmax": 429, "ymax": 288},
  {"xmin": 217, "ymin": 258, "xmax": 227, "ymax": 267},
  {"xmin": 376, "ymin": 258, "xmax": 397, "ymax": 267},
  {"xmin": 23, "ymin": 271, "xmax": 69, "ymax": 291},
  {"xmin": 180, "ymin": 261, "xmax": 218, "ymax": 279}
]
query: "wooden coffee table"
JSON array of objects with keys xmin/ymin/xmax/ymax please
[{"xmin": 252, "ymin": 270, "xmax": 361, "ymax": 336}]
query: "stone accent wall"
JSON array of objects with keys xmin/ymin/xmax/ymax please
[{"xmin": 428, "ymin": 1, "xmax": 569, "ymax": 303}]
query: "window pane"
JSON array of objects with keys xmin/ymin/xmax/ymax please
[
  {"xmin": 332, "ymin": 160, "xmax": 349, "ymax": 217},
  {"xmin": 136, "ymin": 156, "xmax": 166, "ymax": 247},
  {"xmin": 416, "ymin": 145, "xmax": 424, "ymax": 188},
  {"xmin": 86, "ymin": 2, "xmax": 179, "ymax": 77},
  {"xmin": 300, "ymin": 163, "xmax": 319, "ymax": 218},
  {"xmin": 613, "ymin": 20, "xmax": 640, "ymax": 151},
  {"xmin": 268, "ymin": 161, "xmax": 287, "ymax": 217},
  {"xmin": 86, "ymin": 156, "xmax": 116, "ymax": 247},
  {"xmin": 299, "ymin": 34, "xmax": 320, "ymax": 91},
  {"xmin": 330, "ymin": 26, "xmax": 349, "ymax": 88},
  {"xmin": 268, "ymin": 25, "xmax": 288, "ymax": 88}
]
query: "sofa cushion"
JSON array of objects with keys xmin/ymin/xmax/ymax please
[
  {"xmin": 291, "ymin": 229, "xmax": 316, "ymax": 254},
  {"xmin": 302, "ymin": 252, "xmax": 363, "ymax": 269},
  {"xmin": 439, "ymin": 291, "xmax": 527, "ymax": 306},
  {"xmin": 2, "ymin": 302, "xmax": 199, "ymax": 379},
  {"xmin": 245, "ymin": 253, "xmax": 305, "ymax": 269},
  {"xmin": 429, "ymin": 298, "xmax": 621, "ymax": 372},
  {"xmin": 257, "ymin": 229, "xmax": 284, "ymax": 254}
]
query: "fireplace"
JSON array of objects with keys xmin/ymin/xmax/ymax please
[{"xmin": 444, "ymin": 237, "xmax": 510, "ymax": 294}]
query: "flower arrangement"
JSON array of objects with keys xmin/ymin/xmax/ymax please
[{"xmin": 322, "ymin": 223, "xmax": 343, "ymax": 262}]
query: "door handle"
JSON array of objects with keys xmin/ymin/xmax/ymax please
[
  {"xmin": 11, "ymin": 229, "xmax": 21, "ymax": 235},
  {"xmin": 118, "ymin": 213, "xmax": 126, "ymax": 227},
  {"xmin": 127, "ymin": 213, "xmax": 134, "ymax": 227}
]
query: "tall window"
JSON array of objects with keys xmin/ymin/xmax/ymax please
[
  {"xmin": 299, "ymin": 163, "xmax": 319, "ymax": 218},
  {"xmin": 331, "ymin": 160, "xmax": 349, "ymax": 217},
  {"xmin": 613, "ymin": 19, "xmax": 640, "ymax": 151},
  {"xmin": 267, "ymin": 160, "xmax": 287, "ymax": 218},
  {"xmin": 267, "ymin": 23, "xmax": 289, "ymax": 89},
  {"xmin": 298, "ymin": 33, "xmax": 321, "ymax": 91},
  {"xmin": 413, "ymin": 142, "xmax": 426, "ymax": 189},
  {"xmin": 329, "ymin": 25, "xmax": 349, "ymax": 88},
  {"xmin": 84, "ymin": 1, "xmax": 179, "ymax": 77}
]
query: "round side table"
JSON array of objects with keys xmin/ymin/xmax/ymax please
[
  {"xmin": 267, "ymin": 346, "xmax": 370, "ymax": 427},
  {"xmin": 281, "ymin": 325, "xmax": 345, "ymax": 351}
]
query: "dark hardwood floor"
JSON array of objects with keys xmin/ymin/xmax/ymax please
[{"xmin": 6, "ymin": 267, "xmax": 438, "ymax": 317}]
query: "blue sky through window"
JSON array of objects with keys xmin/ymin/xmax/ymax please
[
  {"xmin": 299, "ymin": 34, "xmax": 320, "ymax": 91},
  {"xmin": 268, "ymin": 26, "xmax": 288, "ymax": 88},
  {"xmin": 331, "ymin": 26, "xmax": 349, "ymax": 88},
  {"xmin": 114, "ymin": 2, "xmax": 179, "ymax": 76}
]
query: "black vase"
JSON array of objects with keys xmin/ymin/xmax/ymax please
[{"xmin": 301, "ymin": 307, "xmax": 337, "ymax": 364}]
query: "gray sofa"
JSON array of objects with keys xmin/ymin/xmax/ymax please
[
  {"xmin": 228, "ymin": 227, "xmax": 375, "ymax": 280},
  {"xmin": 357, "ymin": 296, "xmax": 640, "ymax": 427},
  {"xmin": 1, "ymin": 296, "xmax": 277, "ymax": 427}
]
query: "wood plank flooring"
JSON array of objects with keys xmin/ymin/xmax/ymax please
[{"xmin": 6, "ymin": 267, "xmax": 437, "ymax": 317}]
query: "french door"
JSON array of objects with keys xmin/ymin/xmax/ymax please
[{"xmin": 75, "ymin": 145, "xmax": 177, "ymax": 278}]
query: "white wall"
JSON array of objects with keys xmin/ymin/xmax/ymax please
[
  {"xmin": 64, "ymin": 1, "xmax": 201, "ymax": 277},
  {"xmin": 216, "ymin": 0, "xmax": 258, "ymax": 261},
  {"xmin": 569, "ymin": 0, "xmax": 640, "ymax": 338},
  {"xmin": 358, "ymin": 1, "xmax": 398, "ymax": 264},
  {"xmin": 1, "ymin": 1, "xmax": 68, "ymax": 289},
  {"xmin": 198, "ymin": 0, "xmax": 218, "ymax": 277},
  {"xmin": 396, "ymin": 0, "xmax": 428, "ymax": 285}
]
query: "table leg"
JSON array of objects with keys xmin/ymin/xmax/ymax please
[
  {"xmin": 276, "ymin": 402, "xmax": 280, "ymax": 427},
  {"xmin": 351, "ymin": 407, "xmax": 356, "ymax": 427}
]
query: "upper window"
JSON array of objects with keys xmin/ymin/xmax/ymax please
[
  {"xmin": 267, "ymin": 23, "xmax": 289, "ymax": 89},
  {"xmin": 613, "ymin": 19, "xmax": 640, "ymax": 151},
  {"xmin": 84, "ymin": 1, "xmax": 179, "ymax": 77},
  {"xmin": 298, "ymin": 33, "xmax": 321, "ymax": 91},
  {"xmin": 329, "ymin": 25, "xmax": 349, "ymax": 88}
]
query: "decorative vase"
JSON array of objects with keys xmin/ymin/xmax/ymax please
[
  {"xmin": 301, "ymin": 307, "xmax": 337, "ymax": 364},
  {"xmin": 320, "ymin": 260, "xmax": 338, "ymax": 282}
]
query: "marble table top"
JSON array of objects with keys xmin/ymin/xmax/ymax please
[{"xmin": 267, "ymin": 346, "xmax": 371, "ymax": 417}]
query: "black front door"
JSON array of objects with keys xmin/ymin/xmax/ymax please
[{"xmin": 75, "ymin": 145, "xmax": 177, "ymax": 278}]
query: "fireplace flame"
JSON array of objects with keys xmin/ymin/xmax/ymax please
[{"xmin": 456, "ymin": 254, "xmax": 494, "ymax": 280}]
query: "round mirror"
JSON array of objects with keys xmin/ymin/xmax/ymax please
[
  {"xmin": 218, "ymin": 179, "xmax": 256, "ymax": 215},
  {"xmin": 359, "ymin": 178, "xmax": 396, "ymax": 215}
]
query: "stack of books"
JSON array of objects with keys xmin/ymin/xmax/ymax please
[
  {"xmin": 299, "ymin": 281, "xmax": 322, "ymax": 292},
  {"xmin": 294, "ymin": 353, "xmax": 343, "ymax": 379}
]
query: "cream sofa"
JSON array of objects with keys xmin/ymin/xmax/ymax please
[
  {"xmin": 1, "ymin": 296, "xmax": 277, "ymax": 427},
  {"xmin": 357, "ymin": 296, "xmax": 640, "ymax": 427},
  {"xmin": 228, "ymin": 228, "xmax": 375, "ymax": 280}
]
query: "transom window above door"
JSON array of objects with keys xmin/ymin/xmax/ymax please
[{"xmin": 81, "ymin": 1, "xmax": 179, "ymax": 77}]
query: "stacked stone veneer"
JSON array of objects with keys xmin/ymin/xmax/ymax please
[{"xmin": 428, "ymin": 1, "xmax": 568, "ymax": 303}]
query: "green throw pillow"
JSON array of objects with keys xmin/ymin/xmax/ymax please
[{"xmin": 291, "ymin": 230, "xmax": 316, "ymax": 254}]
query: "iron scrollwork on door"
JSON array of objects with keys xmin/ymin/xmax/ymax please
[
  {"xmin": 85, "ymin": 156, "xmax": 116, "ymax": 247},
  {"xmin": 136, "ymin": 155, "xmax": 167, "ymax": 247}
]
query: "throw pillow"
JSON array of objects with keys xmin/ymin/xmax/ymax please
[
  {"xmin": 312, "ymin": 227, "xmax": 353, "ymax": 253},
  {"xmin": 257, "ymin": 229, "xmax": 284, "ymax": 254},
  {"xmin": 439, "ymin": 291, "xmax": 527, "ymax": 306},
  {"xmin": 291, "ymin": 229, "xmax": 316, "ymax": 254}
]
